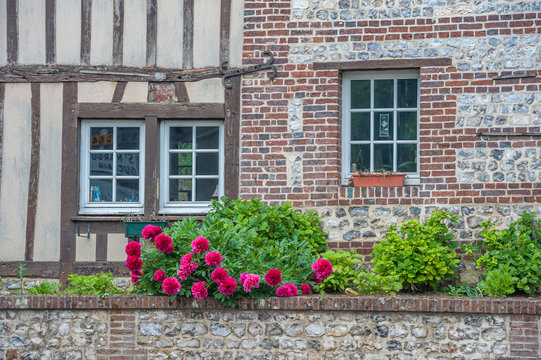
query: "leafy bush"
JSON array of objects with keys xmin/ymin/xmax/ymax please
[
  {"xmin": 315, "ymin": 250, "xmax": 364, "ymax": 294},
  {"xmin": 371, "ymin": 210, "xmax": 460, "ymax": 292},
  {"xmin": 65, "ymin": 273, "xmax": 124, "ymax": 297},
  {"xmin": 352, "ymin": 271, "xmax": 403, "ymax": 295},
  {"xmin": 130, "ymin": 198, "xmax": 332, "ymax": 306},
  {"xmin": 475, "ymin": 211, "xmax": 541, "ymax": 296},
  {"xmin": 210, "ymin": 197, "xmax": 327, "ymax": 254},
  {"xmin": 444, "ymin": 284, "xmax": 484, "ymax": 297},
  {"xmin": 28, "ymin": 281, "xmax": 59, "ymax": 295},
  {"xmin": 482, "ymin": 266, "xmax": 517, "ymax": 297}
]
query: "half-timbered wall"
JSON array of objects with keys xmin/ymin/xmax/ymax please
[{"xmin": 0, "ymin": 0, "xmax": 244, "ymax": 279}]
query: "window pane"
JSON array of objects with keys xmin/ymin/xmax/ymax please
[
  {"xmin": 170, "ymin": 127, "xmax": 192, "ymax": 150},
  {"xmin": 117, "ymin": 179, "xmax": 139, "ymax": 202},
  {"xmin": 374, "ymin": 112, "xmax": 393, "ymax": 140},
  {"xmin": 196, "ymin": 153, "xmax": 219, "ymax": 175},
  {"xmin": 374, "ymin": 80, "xmax": 393, "ymax": 108},
  {"xmin": 196, "ymin": 179, "xmax": 219, "ymax": 201},
  {"xmin": 351, "ymin": 144, "xmax": 370, "ymax": 172},
  {"xmin": 117, "ymin": 127, "xmax": 140, "ymax": 149},
  {"xmin": 196, "ymin": 127, "xmax": 219, "ymax": 149},
  {"xmin": 397, "ymin": 79, "xmax": 417, "ymax": 108},
  {"xmin": 90, "ymin": 153, "xmax": 113, "ymax": 176},
  {"xmin": 169, "ymin": 179, "xmax": 192, "ymax": 201},
  {"xmin": 351, "ymin": 112, "xmax": 370, "ymax": 141},
  {"xmin": 397, "ymin": 144, "xmax": 417, "ymax": 172},
  {"xmin": 117, "ymin": 153, "xmax": 139, "ymax": 176},
  {"xmin": 374, "ymin": 144, "xmax": 393, "ymax": 171},
  {"xmin": 90, "ymin": 127, "xmax": 113, "ymax": 150},
  {"xmin": 397, "ymin": 112, "xmax": 417, "ymax": 140},
  {"xmin": 89, "ymin": 179, "xmax": 112, "ymax": 202},
  {"xmin": 351, "ymin": 80, "xmax": 370, "ymax": 109},
  {"xmin": 169, "ymin": 153, "xmax": 192, "ymax": 175}
]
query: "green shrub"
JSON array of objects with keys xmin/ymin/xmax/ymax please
[
  {"xmin": 315, "ymin": 250, "xmax": 363, "ymax": 294},
  {"xmin": 28, "ymin": 281, "xmax": 59, "ymax": 295},
  {"xmin": 444, "ymin": 284, "xmax": 484, "ymax": 297},
  {"xmin": 482, "ymin": 266, "xmax": 517, "ymax": 297},
  {"xmin": 65, "ymin": 273, "xmax": 124, "ymax": 297},
  {"xmin": 475, "ymin": 211, "xmax": 541, "ymax": 296},
  {"xmin": 371, "ymin": 210, "xmax": 460, "ymax": 292},
  {"xmin": 210, "ymin": 197, "xmax": 327, "ymax": 254},
  {"xmin": 353, "ymin": 271, "xmax": 403, "ymax": 295}
]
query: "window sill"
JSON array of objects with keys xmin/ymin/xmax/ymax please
[
  {"xmin": 342, "ymin": 174, "xmax": 420, "ymax": 187},
  {"xmin": 72, "ymin": 215, "xmax": 206, "ymax": 222}
]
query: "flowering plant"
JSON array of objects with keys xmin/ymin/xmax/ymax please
[{"xmin": 127, "ymin": 210, "xmax": 332, "ymax": 306}]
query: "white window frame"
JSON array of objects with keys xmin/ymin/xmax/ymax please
[
  {"xmin": 79, "ymin": 120, "xmax": 145, "ymax": 215},
  {"xmin": 159, "ymin": 121, "xmax": 225, "ymax": 215},
  {"xmin": 342, "ymin": 70, "xmax": 420, "ymax": 186}
]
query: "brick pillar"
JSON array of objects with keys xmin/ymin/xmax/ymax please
[
  {"xmin": 98, "ymin": 310, "xmax": 147, "ymax": 360},
  {"xmin": 509, "ymin": 315, "xmax": 540, "ymax": 360}
]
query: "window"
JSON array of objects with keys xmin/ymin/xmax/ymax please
[
  {"xmin": 342, "ymin": 70, "xmax": 420, "ymax": 185},
  {"xmin": 160, "ymin": 121, "xmax": 224, "ymax": 214},
  {"xmin": 80, "ymin": 120, "xmax": 145, "ymax": 214}
]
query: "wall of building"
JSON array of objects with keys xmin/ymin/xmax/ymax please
[
  {"xmin": 238, "ymin": 0, "xmax": 541, "ymax": 251},
  {"xmin": 0, "ymin": 294, "xmax": 540, "ymax": 359}
]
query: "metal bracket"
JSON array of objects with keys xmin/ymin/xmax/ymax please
[
  {"xmin": 220, "ymin": 50, "xmax": 277, "ymax": 89},
  {"xmin": 77, "ymin": 223, "xmax": 91, "ymax": 238}
]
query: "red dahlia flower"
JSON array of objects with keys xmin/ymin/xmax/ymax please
[
  {"xmin": 131, "ymin": 271, "xmax": 142, "ymax": 285},
  {"xmin": 211, "ymin": 267, "xmax": 228, "ymax": 284},
  {"xmin": 204, "ymin": 251, "xmax": 223, "ymax": 267},
  {"xmin": 240, "ymin": 273, "xmax": 260, "ymax": 293},
  {"xmin": 191, "ymin": 281, "xmax": 208, "ymax": 299},
  {"xmin": 141, "ymin": 225, "xmax": 162, "ymax": 241},
  {"xmin": 125, "ymin": 241, "xmax": 142, "ymax": 257},
  {"xmin": 276, "ymin": 283, "xmax": 299, "ymax": 297},
  {"xmin": 191, "ymin": 236, "xmax": 209, "ymax": 254},
  {"xmin": 218, "ymin": 277, "xmax": 237, "ymax": 295},
  {"xmin": 301, "ymin": 283, "xmax": 311, "ymax": 295},
  {"xmin": 264, "ymin": 269, "xmax": 282, "ymax": 286},
  {"xmin": 153, "ymin": 269, "xmax": 166, "ymax": 282},
  {"xmin": 125, "ymin": 255, "xmax": 142, "ymax": 272},
  {"xmin": 155, "ymin": 234, "xmax": 173, "ymax": 254},
  {"xmin": 162, "ymin": 277, "xmax": 181, "ymax": 295}
]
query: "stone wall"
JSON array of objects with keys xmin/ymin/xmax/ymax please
[{"xmin": 0, "ymin": 295, "xmax": 540, "ymax": 359}]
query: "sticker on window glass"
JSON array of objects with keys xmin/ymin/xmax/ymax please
[{"xmin": 379, "ymin": 114, "xmax": 390, "ymax": 138}]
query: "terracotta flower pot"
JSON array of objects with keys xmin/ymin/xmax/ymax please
[{"xmin": 352, "ymin": 173, "xmax": 405, "ymax": 187}]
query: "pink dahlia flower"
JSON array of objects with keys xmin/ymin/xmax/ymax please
[
  {"xmin": 211, "ymin": 267, "xmax": 229, "ymax": 284},
  {"xmin": 204, "ymin": 251, "xmax": 223, "ymax": 267},
  {"xmin": 218, "ymin": 277, "xmax": 237, "ymax": 295},
  {"xmin": 301, "ymin": 283, "xmax": 311, "ymax": 295},
  {"xmin": 162, "ymin": 277, "xmax": 181, "ymax": 295},
  {"xmin": 141, "ymin": 225, "xmax": 162, "ymax": 241},
  {"xmin": 276, "ymin": 283, "xmax": 299, "ymax": 297},
  {"xmin": 125, "ymin": 241, "xmax": 142, "ymax": 257},
  {"xmin": 125, "ymin": 255, "xmax": 142, "ymax": 272},
  {"xmin": 155, "ymin": 234, "xmax": 174, "ymax": 254},
  {"xmin": 264, "ymin": 269, "xmax": 282, "ymax": 286},
  {"xmin": 240, "ymin": 273, "xmax": 260, "ymax": 293},
  {"xmin": 191, "ymin": 236, "xmax": 209, "ymax": 255},
  {"xmin": 191, "ymin": 281, "xmax": 208, "ymax": 300},
  {"xmin": 153, "ymin": 269, "xmax": 166, "ymax": 282}
]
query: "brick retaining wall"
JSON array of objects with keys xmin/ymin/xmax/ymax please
[{"xmin": 0, "ymin": 295, "xmax": 540, "ymax": 359}]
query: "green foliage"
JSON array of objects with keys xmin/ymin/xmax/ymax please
[
  {"xmin": 315, "ymin": 250, "xmax": 364, "ymax": 294},
  {"xmin": 482, "ymin": 266, "xmax": 517, "ymax": 297},
  {"xmin": 445, "ymin": 284, "xmax": 484, "ymax": 297},
  {"xmin": 210, "ymin": 197, "xmax": 327, "ymax": 254},
  {"xmin": 28, "ymin": 281, "xmax": 59, "ymax": 295},
  {"xmin": 17, "ymin": 263, "xmax": 27, "ymax": 295},
  {"xmin": 371, "ymin": 210, "xmax": 460, "ymax": 292},
  {"xmin": 352, "ymin": 270, "xmax": 403, "ymax": 295},
  {"xmin": 475, "ymin": 211, "xmax": 541, "ymax": 296},
  {"xmin": 65, "ymin": 273, "xmax": 124, "ymax": 297}
]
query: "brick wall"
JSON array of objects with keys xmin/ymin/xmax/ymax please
[
  {"xmin": 238, "ymin": 0, "xmax": 541, "ymax": 250},
  {"xmin": 1, "ymin": 295, "xmax": 541, "ymax": 359}
]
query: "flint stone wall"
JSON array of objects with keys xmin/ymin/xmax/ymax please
[{"xmin": 0, "ymin": 295, "xmax": 540, "ymax": 360}]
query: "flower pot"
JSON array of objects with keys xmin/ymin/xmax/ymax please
[
  {"xmin": 352, "ymin": 173, "xmax": 405, "ymax": 187},
  {"xmin": 124, "ymin": 221, "xmax": 167, "ymax": 238}
]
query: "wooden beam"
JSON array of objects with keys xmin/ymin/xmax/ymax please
[
  {"xmin": 60, "ymin": 83, "xmax": 78, "ymax": 285},
  {"xmin": 219, "ymin": 0, "xmax": 231, "ymax": 65},
  {"xmin": 95, "ymin": 234, "xmax": 108, "ymax": 262},
  {"xmin": 77, "ymin": 102, "xmax": 225, "ymax": 119},
  {"xmin": 73, "ymin": 261, "xmax": 130, "ymax": 276},
  {"xmin": 146, "ymin": 0, "xmax": 157, "ymax": 67},
  {"xmin": 25, "ymin": 83, "xmax": 41, "ymax": 261},
  {"xmin": 224, "ymin": 76, "xmax": 240, "ymax": 200},
  {"xmin": 182, "ymin": 0, "xmax": 194, "ymax": 69},
  {"xmin": 0, "ymin": 261, "xmax": 61, "ymax": 278},
  {"xmin": 45, "ymin": 0, "xmax": 56, "ymax": 64},
  {"xmin": 174, "ymin": 82, "xmax": 190, "ymax": 102},
  {"xmin": 312, "ymin": 58, "xmax": 453, "ymax": 71},
  {"xmin": 0, "ymin": 64, "xmax": 223, "ymax": 83},
  {"xmin": 144, "ymin": 116, "xmax": 159, "ymax": 217},
  {"xmin": 113, "ymin": 0, "xmax": 124, "ymax": 65},
  {"xmin": 112, "ymin": 81, "xmax": 127, "ymax": 103},
  {"xmin": 81, "ymin": 0, "xmax": 92, "ymax": 65},
  {"xmin": 6, "ymin": 0, "xmax": 18, "ymax": 64}
]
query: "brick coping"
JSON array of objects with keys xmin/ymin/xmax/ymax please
[{"xmin": 1, "ymin": 295, "xmax": 540, "ymax": 315}]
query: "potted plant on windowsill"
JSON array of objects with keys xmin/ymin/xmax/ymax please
[
  {"xmin": 123, "ymin": 214, "xmax": 168, "ymax": 238},
  {"xmin": 351, "ymin": 170, "xmax": 406, "ymax": 187}
]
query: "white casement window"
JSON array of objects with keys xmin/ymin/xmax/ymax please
[
  {"xmin": 160, "ymin": 121, "xmax": 224, "ymax": 214},
  {"xmin": 80, "ymin": 120, "xmax": 145, "ymax": 215},
  {"xmin": 342, "ymin": 70, "xmax": 420, "ymax": 185}
]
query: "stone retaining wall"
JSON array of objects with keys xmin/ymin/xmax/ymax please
[{"xmin": 0, "ymin": 295, "xmax": 540, "ymax": 359}]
